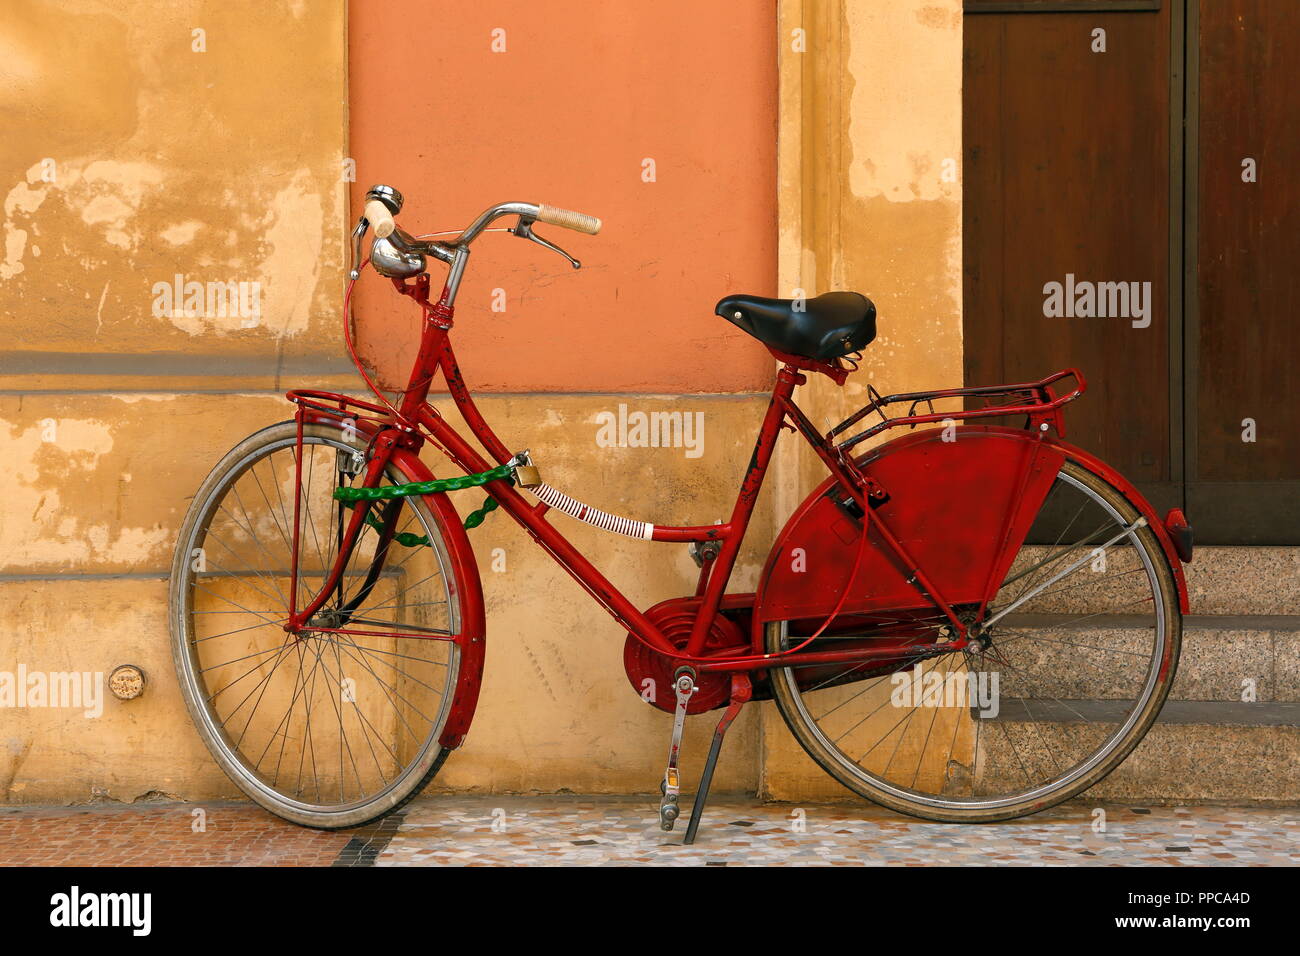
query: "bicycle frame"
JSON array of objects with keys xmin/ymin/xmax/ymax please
[{"xmin": 285, "ymin": 267, "xmax": 1090, "ymax": 679}]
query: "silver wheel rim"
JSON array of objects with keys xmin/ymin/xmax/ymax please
[{"xmin": 174, "ymin": 428, "xmax": 460, "ymax": 820}]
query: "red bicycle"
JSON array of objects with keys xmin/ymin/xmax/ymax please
[{"xmin": 170, "ymin": 185, "xmax": 1193, "ymax": 840}]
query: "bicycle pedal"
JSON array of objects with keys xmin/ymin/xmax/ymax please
[
  {"xmin": 659, "ymin": 770, "xmax": 680, "ymax": 830},
  {"xmin": 660, "ymin": 801, "xmax": 679, "ymax": 830}
]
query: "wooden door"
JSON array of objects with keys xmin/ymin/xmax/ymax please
[{"xmin": 963, "ymin": 1, "xmax": 1179, "ymax": 518}]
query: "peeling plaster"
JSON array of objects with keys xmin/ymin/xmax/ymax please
[
  {"xmin": 1, "ymin": 160, "xmax": 164, "ymax": 271},
  {"xmin": 845, "ymin": 2, "xmax": 962, "ymax": 204},
  {"xmin": 1, "ymin": 225, "xmax": 27, "ymax": 280},
  {"xmin": 3, "ymin": 181, "xmax": 47, "ymax": 217},
  {"xmin": 256, "ymin": 169, "xmax": 325, "ymax": 338},
  {"xmin": 159, "ymin": 221, "xmax": 202, "ymax": 246},
  {"xmin": 0, "ymin": 2, "xmax": 346, "ymax": 354},
  {"xmin": 0, "ymin": 416, "xmax": 167, "ymax": 568}
]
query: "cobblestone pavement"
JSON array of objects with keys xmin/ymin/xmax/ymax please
[{"xmin": 0, "ymin": 796, "xmax": 1295, "ymax": 866}]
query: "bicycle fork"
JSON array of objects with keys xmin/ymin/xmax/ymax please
[
  {"xmin": 288, "ymin": 424, "xmax": 401, "ymax": 632},
  {"xmin": 658, "ymin": 668, "xmax": 753, "ymax": 845}
]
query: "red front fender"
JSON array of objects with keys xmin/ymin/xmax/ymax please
[
  {"xmin": 299, "ymin": 410, "xmax": 486, "ymax": 750},
  {"xmin": 752, "ymin": 426, "xmax": 1189, "ymax": 648},
  {"xmin": 386, "ymin": 445, "xmax": 487, "ymax": 749}
]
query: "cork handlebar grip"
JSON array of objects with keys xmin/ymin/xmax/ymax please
[
  {"xmin": 536, "ymin": 204, "xmax": 602, "ymax": 235},
  {"xmin": 365, "ymin": 199, "xmax": 396, "ymax": 239}
]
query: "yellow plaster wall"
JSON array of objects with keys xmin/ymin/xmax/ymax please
[
  {"xmin": 0, "ymin": 1, "xmax": 349, "ymax": 359},
  {"xmin": 764, "ymin": 0, "xmax": 964, "ymax": 800},
  {"xmin": 0, "ymin": 391, "xmax": 770, "ymax": 804},
  {"xmin": 0, "ymin": 0, "xmax": 352, "ymax": 805},
  {"xmin": 0, "ymin": 0, "xmax": 963, "ymax": 807}
]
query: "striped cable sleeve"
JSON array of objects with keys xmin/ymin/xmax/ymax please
[{"xmin": 526, "ymin": 482, "xmax": 655, "ymax": 540}]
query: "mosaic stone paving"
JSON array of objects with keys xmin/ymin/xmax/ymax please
[
  {"xmin": 375, "ymin": 795, "xmax": 1298, "ymax": 867},
  {"xmin": 0, "ymin": 796, "xmax": 1294, "ymax": 866}
]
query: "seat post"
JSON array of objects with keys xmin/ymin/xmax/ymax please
[{"xmin": 681, "ymin": 368, "xmax": 799, "ymax": 659}]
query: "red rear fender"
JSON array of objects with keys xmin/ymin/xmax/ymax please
[{"xmin": 1045, "ymin": 437, "xmax": 1191, "ymax": 612}]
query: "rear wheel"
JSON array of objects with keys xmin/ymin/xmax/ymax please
[
  {"xmin": 170, "ymin": 421, "xmax": 465, "ymax": 829},
  {"xmin": 766, "ymin": 459, "xmax": 1181, "ymax": 822}
]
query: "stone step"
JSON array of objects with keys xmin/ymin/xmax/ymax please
[
  {"xmin": 1012, "ymin": 545, "xmax": 1300, "ymax": 616},
  {"xmin": 1184, "ymin": 547, "xmax": 1300, "ymax": 615},
  {"xmin": 993, "ymin": 698, "xmax": 1298, "ymax": 725},
  {"xmin": 992, "ymin": 613, "xmax": 1300, "ymax": 702},
  {"xmin": 979, "ymin": 700, "xmax": 1300, "ymax": 804}
]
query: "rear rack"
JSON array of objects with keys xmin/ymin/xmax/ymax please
[{"xmin": 831, "ymin": 368, "xmax": 1086, "ymax": 453}]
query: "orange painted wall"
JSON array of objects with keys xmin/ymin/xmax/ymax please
[{"xmin": 348, "ymin": 0, "xmax": 777, "ymax": 393}]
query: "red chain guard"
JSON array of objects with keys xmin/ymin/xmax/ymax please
[
  {"xmin": 624, "ymin": 597, "xmax": 746, "ymax": 714},
  {"xmin": 753, "ymin": 426, "xmax": 1067, "ymax": 637}
]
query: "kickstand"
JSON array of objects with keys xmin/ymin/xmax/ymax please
[{"xmin": 683, "ymin": 673, "xmax": 753, "ymax": 845}]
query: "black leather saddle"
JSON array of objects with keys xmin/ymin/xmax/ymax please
[{"xmin": 715, "ymin": 291, "xmax": 876, "ymax": 361}]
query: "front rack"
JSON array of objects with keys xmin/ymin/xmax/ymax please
[
  {"xmin": 286, "ymin": 388, "xmax": 410, "ymax": 435},
  {"xmin": 831, "ymin": 368, "xmax": 1086, "ymax": 452}
]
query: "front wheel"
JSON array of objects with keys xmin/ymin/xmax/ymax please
[
  {"xmin": 170, "ymin": 421, "xmax": 468, "ymax": 828},
  {"xmin": 766, "ymin": 458, "xmax": 1181, "ymax": 822}
]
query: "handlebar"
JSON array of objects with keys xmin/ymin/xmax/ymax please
[
  {"xmin": 351, "ymin": 185, "xmax": 601, "ymax": 288},
  {"xmin": 453, "ymin": 200, "xmax": 601, "ymax": 244}
]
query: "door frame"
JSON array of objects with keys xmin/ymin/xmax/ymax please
[{"xmin": 1181, "ymin": 0, "xmax": 1300, "ymax": 543}]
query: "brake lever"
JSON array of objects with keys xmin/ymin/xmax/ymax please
[
  {"xmin": 348, "ymin": 217, "xmax": 369, "ymax": 280},
  {"xmin": 511, "ymin": 218, "xmax": 581, "ymax": 269}
]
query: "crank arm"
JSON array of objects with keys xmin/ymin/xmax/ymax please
[{"xmin": 659, "ymin": 669, "xmax": 696, "ymax": 830}]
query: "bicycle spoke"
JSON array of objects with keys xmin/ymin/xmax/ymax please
[
  {"xmin": 328, "ymin": 635, "xmax": 436, "ymax": 741},
  {"xmin": 226, "ymin": 485, "xmax": 291, "ymax": 604}
]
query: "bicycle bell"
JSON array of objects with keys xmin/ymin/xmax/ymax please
[{"xmin": 366, "ymin": 184, "xmax": 403, "ymax": 216}]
